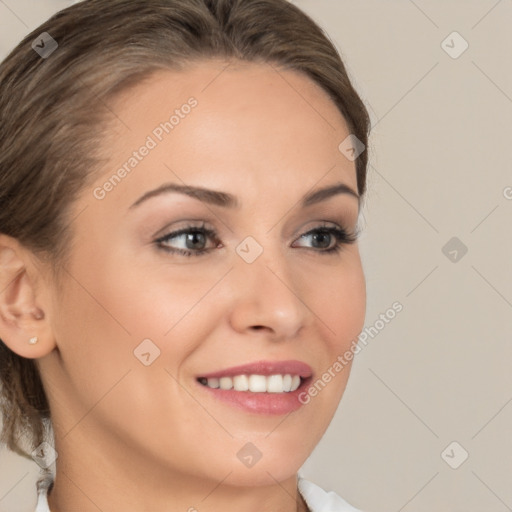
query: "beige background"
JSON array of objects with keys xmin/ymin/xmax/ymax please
[{"xmin": 1, "ymin": 1, "xmax": 511, "ymax": 511}]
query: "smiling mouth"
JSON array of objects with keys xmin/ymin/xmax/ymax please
[{"xmin": 197, "ymin": 374, "xmax": 305, "ymax": 393}]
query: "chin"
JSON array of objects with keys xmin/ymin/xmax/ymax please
[{"xmin": 233, "ymin": 445, "xmax": 311, "ymax": 486}]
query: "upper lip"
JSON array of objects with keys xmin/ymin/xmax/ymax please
[{"xmin": 198, "ymin": 360, "xmax": 313, "ymax": 379}]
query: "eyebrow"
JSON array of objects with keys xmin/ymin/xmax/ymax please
[{"xmin": 129, "ymin": 181, "xmax": 360, "ymax": 210}]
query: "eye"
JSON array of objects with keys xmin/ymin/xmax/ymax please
[
  {"xmin": 292, "ymin": 224, "xmax": 359, "ymax": 254},
  {"xmin": 154, "ymin": 223, "xmax": 220, "ymax": 257},
  {"xmin": 154, "ymin": 222, "xmax": 360, "ymax": 258}
]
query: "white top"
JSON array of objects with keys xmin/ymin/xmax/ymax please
[{"xmin": 35, "ymin": 471, "xmax": 363, "ymax": 512}]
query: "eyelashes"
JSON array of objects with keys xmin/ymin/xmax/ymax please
[
  {"xmin": 155, "ymin": 224, "xmax": 220, "ymax": 257},
  {"xmin": 154, "ymin": 222, "xmax": 360, "ymax": 258}
]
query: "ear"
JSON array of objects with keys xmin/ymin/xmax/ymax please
[{"xmin": 0, "ymin": 234, "xmax": 56, "ymax": 359}]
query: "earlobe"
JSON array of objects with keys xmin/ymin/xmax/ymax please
[{"xmin": 0, "ymin": 237, "xmax": 56, "ymax": 359}]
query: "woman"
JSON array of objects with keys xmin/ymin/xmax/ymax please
[{"xmin": 0, "ymin": 0, "xmax": 370, "ymax": 510}]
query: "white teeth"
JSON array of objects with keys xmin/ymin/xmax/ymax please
[
  {"xmin": 202, "ymin": 374, "xmax": 303, "ymax": 393},
  {"xmin": 283, "ymin": 374, "xmax": 292, "ymax": 392},
  {"xmin": 206, "ymin": 377, "xmax": 219, "ymax": 389},
  {"xmin": 233, "ymin": 375, "xmax": 249, "ymax": 391},
  {"xmin": 219, "ymin": 377, "xmax": 232, "ymax": 390},
  {"xmin": 267, "ymin": 374, "xmax": 283, "ymax": 393},
  {"xmin": 249, "ymin": 375, "xmax": 267, "ymax": 392}
]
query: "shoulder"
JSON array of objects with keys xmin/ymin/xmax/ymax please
[{"xmin": 297, "ymin": 475, "xmax": 365, "ymax": 512}]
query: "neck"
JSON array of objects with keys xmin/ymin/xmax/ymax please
[
  {"xmin": 46, "ymin": 429, "xmax": 310, "ymax": 512},
  {"xmin": 47, "ymin": 472, "xmax": 310, "ymax": 512}
]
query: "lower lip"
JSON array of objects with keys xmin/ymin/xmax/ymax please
[{"xmin": 196, "ymin": 378, "xmax": 312, "ymax": 415}]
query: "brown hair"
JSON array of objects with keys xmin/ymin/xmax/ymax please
[{"xmin": 0, "ymin": 0, "xmax": 370, "ymax": 458}]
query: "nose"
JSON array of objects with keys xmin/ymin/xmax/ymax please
[{"xmin": 227, "ymin": 244, "xmax": 309, "ymax": 341}]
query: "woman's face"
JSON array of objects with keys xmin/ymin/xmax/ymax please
[{"xmin": 39, "ymin": 59, "xmax": 366, "ymax": 486}]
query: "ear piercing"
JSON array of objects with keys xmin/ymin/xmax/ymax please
[{"xmin": 29, "ymin": 337, "xmax": 38, "ymax": 345}]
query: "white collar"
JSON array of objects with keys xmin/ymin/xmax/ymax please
[{"xmin": 297, "ymin": 474, "xmax": 363, "ymax": 511}]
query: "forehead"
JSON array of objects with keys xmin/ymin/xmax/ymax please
[
  {"xmin": 89, "ymin": 59, "xmax": 357, "ymax": 211},
  {"xmin": 109, "ymin": 58, "xmax": 351, "ymax": 142},
  {"xmin": 112, "ymin": 59, "xmax": 346, "ymax": 122}
]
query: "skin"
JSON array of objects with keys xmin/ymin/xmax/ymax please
[{"xmin": 0, "ymin": 59, "xmax": 366, "ymax": 512}]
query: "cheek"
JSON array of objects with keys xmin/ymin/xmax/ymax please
[
  {"xmin": 49, "ymin": 254, "xmax": 225, "ymax": 452},
  {"xmin": 303, "ymin": 252, "xmax": 366, "ymax": 407},
  {"xmin": 311, "ymin": 251, "xmax": 366, "ymax": 352},
  {"xmin": 48, "ymin": 254, "xmax": 173, "ymax": 406},
  {"xmin": 52, "ymin": 248, "xmax": 226, "ymax": 399}
]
